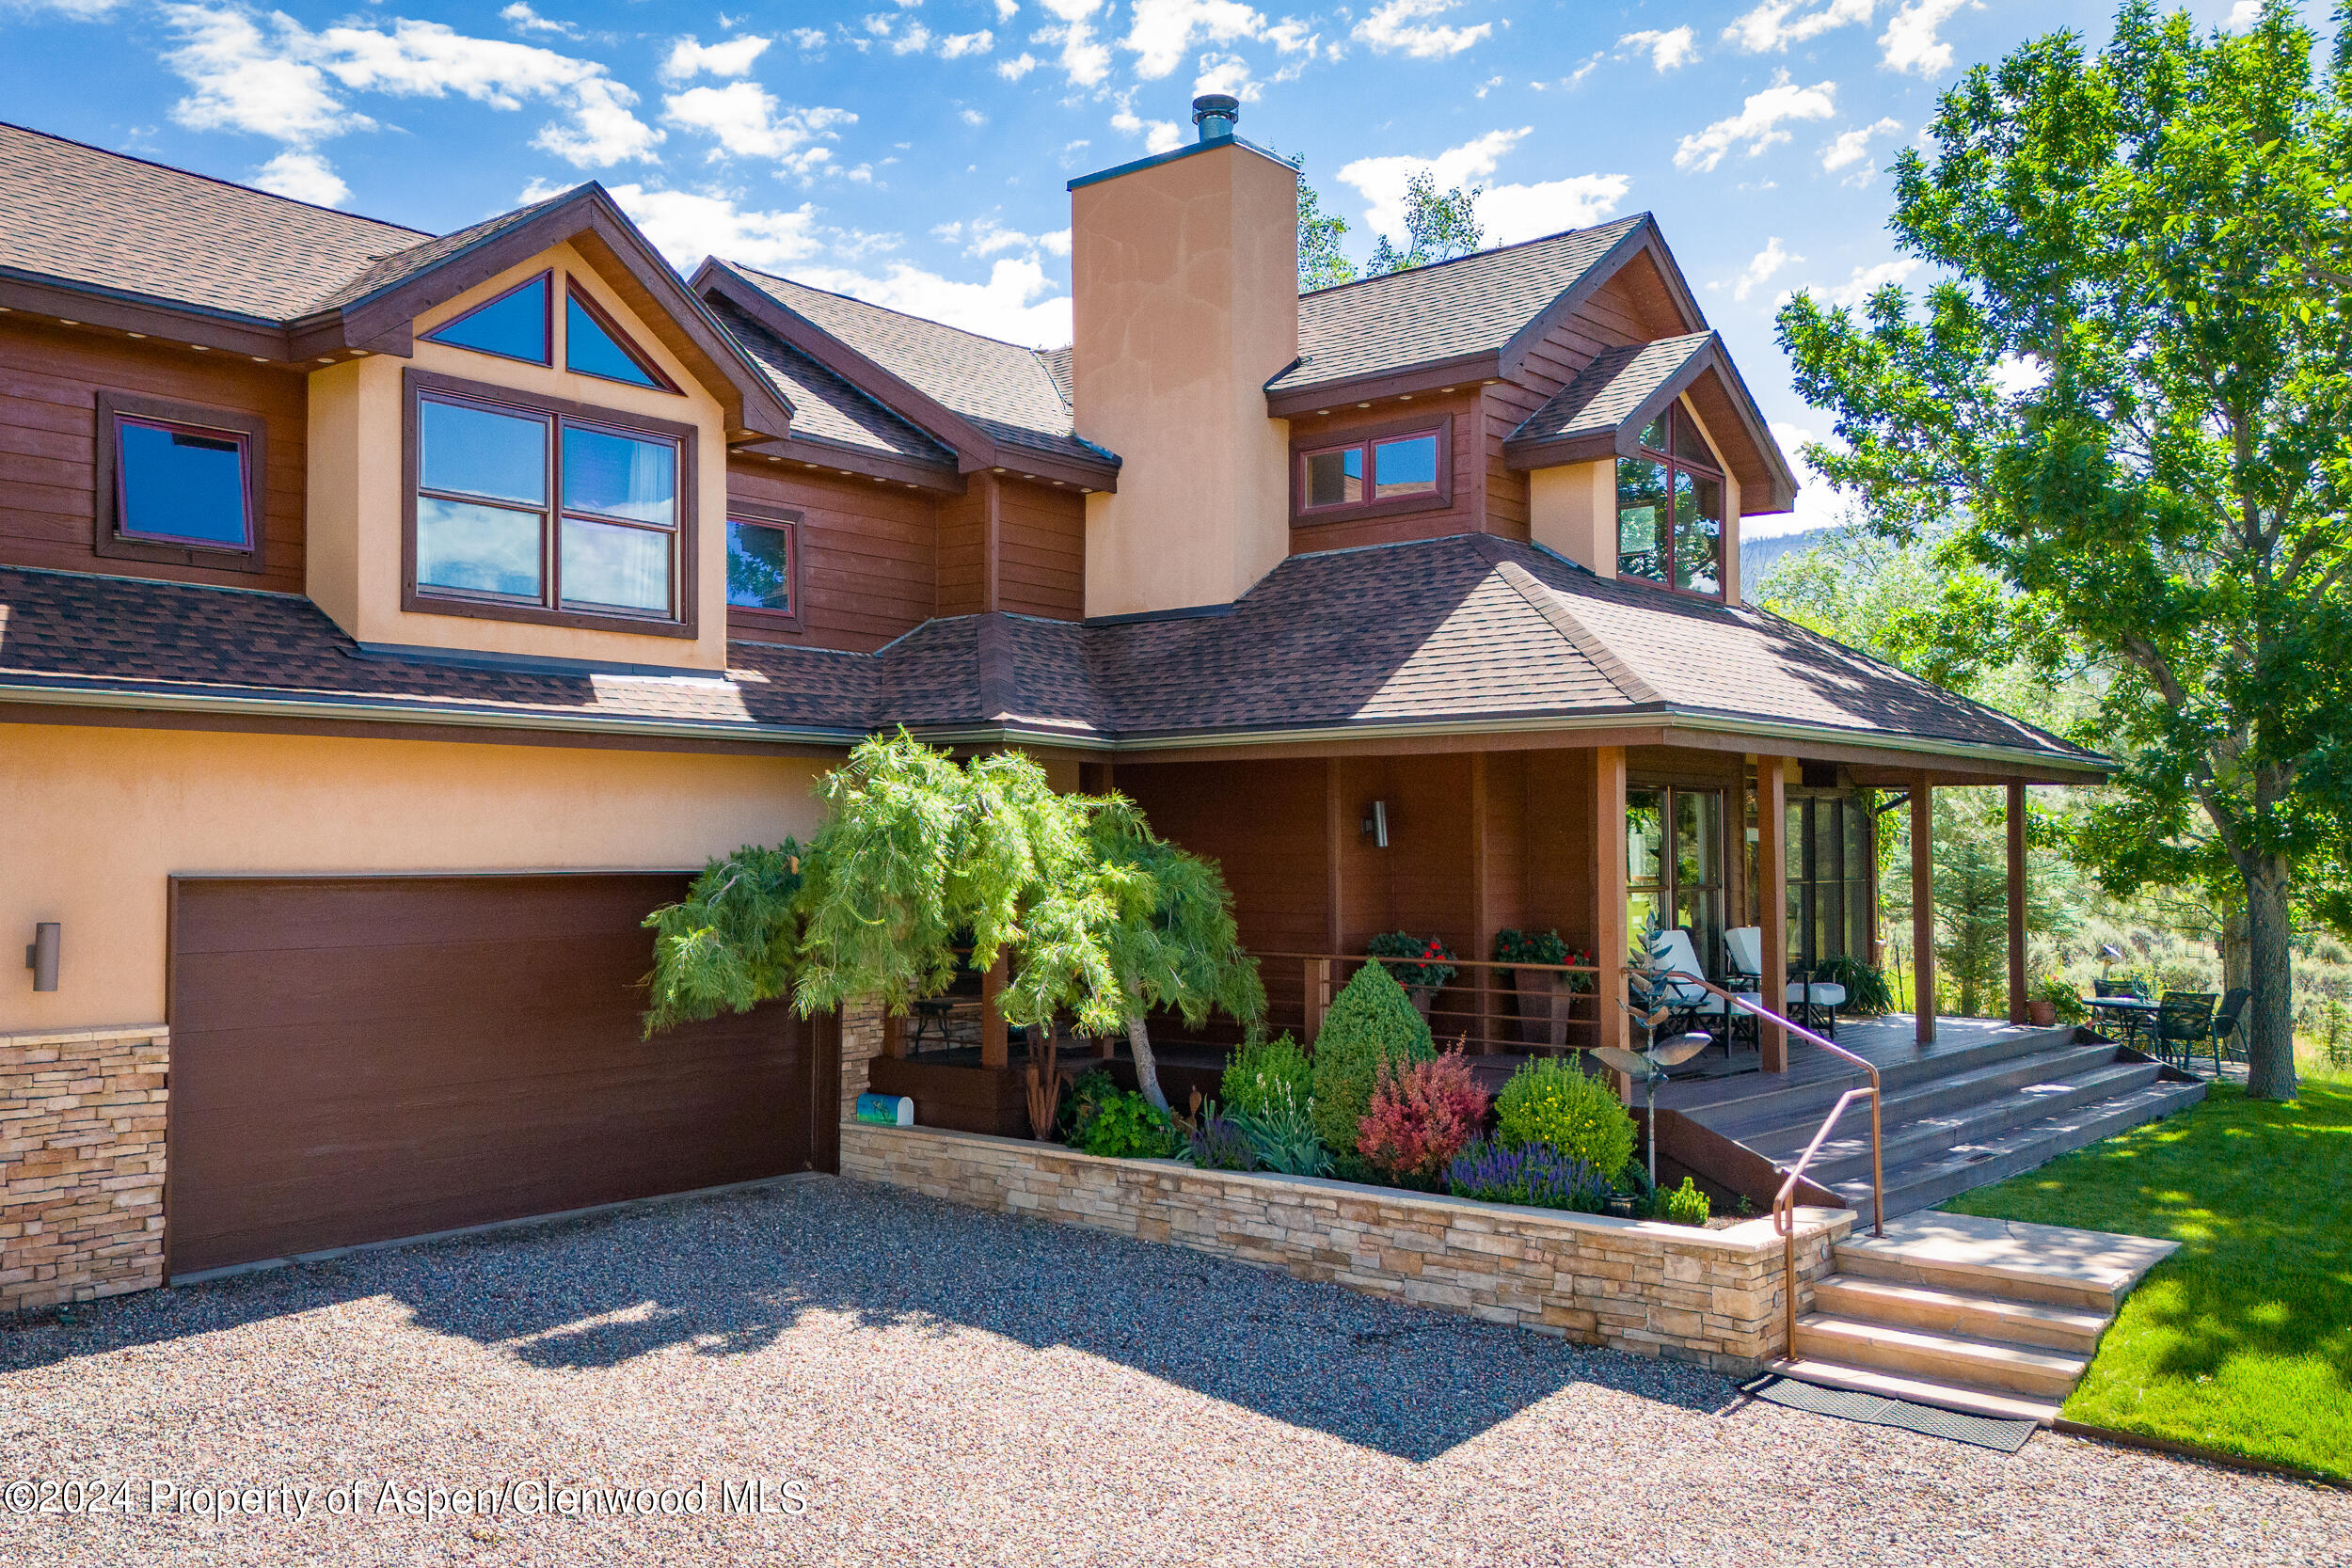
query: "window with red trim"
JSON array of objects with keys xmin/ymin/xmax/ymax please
[
  {"xmin": 1615, "ymin": 405, "xmax": 1724, "ymax": 599},
  {"xmin": 1294, "ymin": 420, "xmax": 1451, "ymax": 522}
]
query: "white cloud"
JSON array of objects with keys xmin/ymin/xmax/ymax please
[
  {"xmin": 662, "ymin": 83, "xmax": 853, "ymax": 177},
  {"xmin": 1721, "ymin": 0, "xmax": 1872, "ymax": 53},
  {"xmin": 586, "ymin": 181, "xmax": 823, "ymax": 271},
  {"xmin": 1339, "ymin": 126, "xmax": 1526, "ymax": 238},
  {"xmin": 1728, "ymin": 236, "xmax": 1798, "ymax": 302},
  {"xmin": 1123, "ymin": 0, "xmax": 1267, "ymax": 79},
  {"xmin": 251, "ymin": 148, "xmax": 348, "ymax": 205},
  {"xmin": 1112, "ymin": 106, "xmax": 1184, "ymax": 151},
  {"xmin": 1040, "ymin": 228, "xmax": 1072, "ymax": 256},
  {"xmin": 2223, "ymin": 0, "xmax": 2263, "ymax": 28},
  {"xmin": 1476, "ymin": 174, "xmax": 1631, "ymax": 244},
  {"xmin": 5, "ymin": 0, "xmax": 125, "ymax": 16},
  {"xmin": 161, "ymin": 7, "xmax": 662, "ymax": 166},
  {"xmin": 1617, "ymin": 25, "xmax": 1695, "ymax": 71},
  {"xmin": 1820, "ymin": 117, "xmax": 1899, "ymax": 172},
  {"xmin": 1990, "ymin": 352, "xmax": 2047, "ymax": 397},
  {"xmin": 1033, "ymin": 0, "xmax": 1112, "ymax": 85},
  {"xmin": 1752, "ymin": 421, "xmax": 1855, "ymax": 539},
  {"xmin": 1194, "ymin": 52, "xmax": 1259, "ymax": 99},
  {"xmin": 1674, "ymin": 71, "xmax": 1835, "ymax": 172},
  {"xmin": 795, "ymin": 257, "xmax": 1072, "ymax": 346},
  {"xmin": 1353, "ymin": 0, "xmax": 1491, "ymax": 58},
  {"xmin": 501, "ymin": 3, "xmax": 580, "ymax": 40},
  {"xmin": 939, "ymin": 28, "xmax": 994, "ymax": 55},
  {"xmin": 1822, "ymin": 257, "xmax": 1918, "ymax": 306},
  {"xmin": 960, "ymin": 106, "xmax": 988, "ymax": 125},
  {"xmin": 789, "ymin": 26, "xmax": 830, "ymax": 48},
  {"xmin": 996, "ymin": 0, "xmax": 1019, "ymax": 16},
  {"xmin": 997, "ymin": 51, "xmax": 1038, "ymax": 77},
  {"xmin": 660, "ymin": 33, "xmax": 771, "ymax": 82},
  {"xmin": 1879, "ymin": 0, "xmax": 1975, "ymax": 76}
]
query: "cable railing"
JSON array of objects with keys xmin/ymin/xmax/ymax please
[{"xmin": 1256, "ymin": 952, "xmax": 1604, "ymax": 1055}]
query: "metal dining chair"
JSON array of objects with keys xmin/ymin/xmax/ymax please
[
  {"xmin": 2153, "ymin": 991, "xmax": 2217, "ymax": 1071},
  {"xmin": 2208, "ymin": 987, "xmax": 2250, "ymax": 1075}
]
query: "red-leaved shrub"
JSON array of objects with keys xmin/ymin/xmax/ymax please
[{"xmin": 1357, "ymin": 1050, "xmax": 1490, "ymax": 1184}]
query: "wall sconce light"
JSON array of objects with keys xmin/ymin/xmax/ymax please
[
  {"xmin": 25, "ymin": 922, "xmax": 59, "ymax": 992},
  {"xmin": 1361, "ymin": 800, "xmax": 1390, "ymax": 848}
]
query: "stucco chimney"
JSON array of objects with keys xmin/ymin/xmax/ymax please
[{"xmin": 1069, "ymin": 97, "xmax": 1299, "ymax": 619}]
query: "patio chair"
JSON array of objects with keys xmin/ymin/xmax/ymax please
[
  {"xmin": 2093, "ymin": 976, "xmax": 2150, "ymax": 1000},
  {"xmin": 2152, "ymin": 991, "xmax": 2217, "ymax": 1071},
  {"xmin": 2208, "ymin": 987, "xmax": 2250, "ymax": 1075},
  {"xmin": 1722, "ymin": 926, "xmax": 1844, "ymax": 1041},
  {"xmin": 1643, "ymin": 927, "xmax": 1729, "ymax": 1055}
]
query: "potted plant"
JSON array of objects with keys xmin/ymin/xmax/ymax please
[
  {"xmin": 2031, "ymin": 974, "xmax": 2088, "ymax": 1028},
  {"xmin": 1364, "ymin": 932, "xmax": 1456, "ymax": 1019},
  {"xmin": 1492, "ymin": 927, "xmax": 1594, "ymax": 1048}
]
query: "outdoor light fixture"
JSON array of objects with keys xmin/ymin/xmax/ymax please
[
  {"xmin": 24, "ymin": 922, "xmax": 58, "ymax": 992},
  {"xmin": 1361, "ymin": 800, "xmax": 1390, "ymax": 847}
]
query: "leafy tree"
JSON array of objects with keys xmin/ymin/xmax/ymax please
[
  {"xmin": 642, "ymin": 844, "xmax": 803, "ymax": 1037},
  {"xmin": 1774, "ymin": 1, "xmax": 2352, "ymax": 1098},
  {"xmin": 1297, "ymin": 176, "xmax": 1358, "ymax": 291},
  {"xmin": 1367, "ymin": 170, "xmax": 1486, "ymax": 276}
]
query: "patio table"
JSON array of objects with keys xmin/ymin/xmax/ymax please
[{"xmin": 2085, "ymin": 995, "xmax": 2159, "ymax": 1049}]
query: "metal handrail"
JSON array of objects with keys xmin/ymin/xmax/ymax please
[{"xmin": 1771, "ymin": 1085, "xmax": 1881, "ymax": 1358}]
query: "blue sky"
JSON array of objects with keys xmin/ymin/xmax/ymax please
[{"xmin": 1, "ymin": 0, "xmax": 2272, "ymax": 532}]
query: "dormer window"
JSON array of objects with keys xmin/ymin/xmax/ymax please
[
  {"xmin": 1292, "ymin": 416, "xmax": 1454, "ymax": 525},
  {"xmin": 1616, "ymin": 405, "xmax": 1723, "ymax": 598},
  {"xmin": 92, "ymin": 390, "xmax": 268, "ymax": 575},
  {"xmin": 403, "ymin": 370, "xmax": 697, "ymax": 638}
]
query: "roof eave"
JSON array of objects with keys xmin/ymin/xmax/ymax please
[
  {"xmin": 733, "ymin": 431, "xmax": 966, "ymax": 494},
  {"xmin": 0, "ymin": 268, "xmax": 296, "ymax": 359},
  {"xmin": 1263, "ymin": 349, "xmax": 1501, "ymax": 418}
]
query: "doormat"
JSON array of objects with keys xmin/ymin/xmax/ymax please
[{"xmin": 1740, "ymin": 1374, "xmax": 2037, "ymax": 1454}]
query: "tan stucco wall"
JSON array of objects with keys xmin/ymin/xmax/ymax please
[
  {"xmin": 306, "ymin": 242, "xmax": 733, "ymax": 671},
  {"xmin": 1525, "ymin": 393, "xmax": 1744, "ymax": 596},
  {"xmin": 0, "ymin": 722, "xmax": 829, "ymax": 1034},
  {"xmin": 1073, "ymin": 141, "xmax": 1297, "ymax": 618}
]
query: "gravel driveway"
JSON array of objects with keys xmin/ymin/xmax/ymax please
[{"xmin": 2, "ymin": 1176, "xmax": 2343, "ymax": 1567}]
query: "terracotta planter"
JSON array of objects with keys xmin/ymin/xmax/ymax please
[
  {"xmin": 1510, "ymin": 968, "xmax": 1572, "ymax": 1049},
  {"xmin": 2026, "ymin": 998, "xmax": 2059, "ymax": 1028},
  {"xmin": 1406, "ymin": 987, "xmax": 1437, "ymax": 1021}
]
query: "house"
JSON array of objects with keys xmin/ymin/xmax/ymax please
[{"xmin": 0, "ymin": 97, "xmax": 2135, "ymax": 1314}]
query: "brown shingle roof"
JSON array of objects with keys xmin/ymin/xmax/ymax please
[
  {"xmin": 721, "ymin": 263, "xmax": 1108, "ymax": 467},
  {"xmin": 1509, "ymin": 331, "xmax": 1715, "ymax": 446},
  {"xmin": 1271, "ymin": 216, "xmax": 1648, "ymax": 394},
  {"xmin": 0, "ymin": 121, "xmax": 424, "ymax": 320},
  {"xmin": 707, "ymin": 297, "xmax": 956, "ymax": 467},
  {"xmin": 1, "ymin": 540, "xmax": 2095, "ymax": 769}
]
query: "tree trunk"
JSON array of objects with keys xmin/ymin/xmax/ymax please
[
  {"xmin": 2219, "ymin": 902, "xmax": 2251, "ymax": 1002},
  {"xmin": 1127, "ymin": 1014, "xmax": 1169, "ymax": 1113},
  {"xmin": 2242, "ymin": 857, "xmax": 2298, "ymax": 1101}
]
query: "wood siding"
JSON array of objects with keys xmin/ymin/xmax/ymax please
[
  {"xmin": 996, "ymin": 478, "xmax": 1084, "ymax": 620},
  {"xmin": 0, "ymin": 318, "xmax": 307, "ymax": 592},
  {"xmin": 167, "ymin": 873, "xmax": 827, "ymax": 1276},
  {"xmin": 724, "ymin": 461, "xmax": 939, "ymax": 651},
  {"xmin": 935, "ymin": 479, "xmax": 986, "ymax": 617},
  {"xmin": 1484, "ymin": 268, "xmax": 1667, "ymax": 541}
]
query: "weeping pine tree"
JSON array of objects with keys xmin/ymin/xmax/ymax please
[{"xmin": 1775, "ymin": 1, "xmax": 2352, "ymax": 1098}]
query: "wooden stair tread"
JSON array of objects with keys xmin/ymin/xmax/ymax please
[{"xmin": 1763, "ymin": 1357, "xmax": 2064, "ymax": 1426}]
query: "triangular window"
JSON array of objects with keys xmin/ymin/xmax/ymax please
[
  {"xmin": 421, "ymin": 271, "xmax": 550, "ymax": 365},
  {"xmin": 565, "ymin": 280, "xmax": 677, "ymax": 391}
]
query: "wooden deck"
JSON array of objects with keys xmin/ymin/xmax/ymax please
[{"xmin": 1648, "ymin": 1015, "xmax": 2058, "ymax": 1114}]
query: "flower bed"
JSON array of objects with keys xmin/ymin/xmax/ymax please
[{"xmin": 839, "ymin": 1121, "xmax": 1851, "ymax": 1374}]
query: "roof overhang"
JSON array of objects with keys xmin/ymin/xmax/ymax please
[
  {"xmin": 694, "ymin": 260, "xmax": 1120, "ymax": 493},
  {"xmin": 733, "ymin": 431, "xmax": 966, "ymax": 494}
]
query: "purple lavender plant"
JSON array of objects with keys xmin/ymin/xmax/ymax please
[
  {"xmin": 1445, "ymin": 1139, "xmax": 1608, "ymax": 1212},
  {"xmin": 1187, "ymin": 1111, "xmax": 1257, "ymax": 1172}
]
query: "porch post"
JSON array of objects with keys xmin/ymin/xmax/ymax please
[
  {"xmin": 1594, "ymin": 746, "xmax": 1629, "ymax": 1059},
  {"xmin": 1757, "ymin": 755, "xmax": 1789, "ymax": 1073},
  {"xmin": 2007, "ymin": 779, "xmax": 2028, "ymax": 1026},
  {"xmin": 981, "ymin": 953, "xmax": 1009, "ymax": 1069},
  {"xmin": 1470, "ymin": 752, "xmax": 1495, "ymax": 1053},
  {"xmin": 1912, "ymin": 775, "xmax": 1934, "ymax": 1044}
]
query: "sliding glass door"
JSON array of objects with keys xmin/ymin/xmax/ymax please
[{"xmin": 1628, "ymin": 787, "xmax": 1724, "ymax": 973}]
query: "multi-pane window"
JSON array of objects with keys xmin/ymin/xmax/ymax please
[
  {"xmin": 1296, "ymin": 426, "xmax": 1446, "ymax": 516},
  {"xmin": 1785, "ymin": 793, "xmax": 1876, "ymax": 970},
  {"xmin": 1615, "ymin": 405, "xmax": 1724, "ymax": 597},
  {"xmin": 726, "ymin": 517, "xmax": 794, "ymax": 615},
  {"xmin": 411, "ymin": 384, "xmax": 683, "ymax": 623},
  {"xmin": 1628, "ymin": 786, "xmax": 1724, "ymax": 972}
]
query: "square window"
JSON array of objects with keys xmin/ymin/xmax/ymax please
[
  {"xmin": 1305, "ymin": 447, "xmax": 1363, "ymax": 507},
  {"xmin": 1372, "ymin": 434, "xmax": 1438, "ymax": 497},
  {"xmin": 562, "ymin": 516, "xmax": 671, "ymax": 612},
  {"xmin": 418, "ymin": 498, "xmax": 543, "ymax": 599},
  {"xmin": 116, "ymin": 419, "xmax": 252, "ymax": 549},
  {"xmin": 726, "ymin": 519, "xmax": 794, "ymax": 613}
]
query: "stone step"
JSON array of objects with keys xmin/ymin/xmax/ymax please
[
  {"xmin": 1794, "ymin": 1312, "xmax": 2088, "ymax": 1399},
  {"xmin": 1810, "ymin": 1273, "xmax": 2109, "ymax": 1354},
  {"xmin": 1683, "ymin": 1025, "xmax": 2078, "ymax": 1134},
  {"xmin": 1834, "ymin": 1210, "xmax": 2179, "ymax": 1314},
  {"xmin": 1777, "ymin": 1060, "xmax": 2165, "ymax": 1187},
  {"xmin": 1763, "ymin": 1356, "xmax": 2064, "ymax": 1427},
  {"xmin": 1728, "ymin": 1043, "xmax": 2137, "ymax": 1161},
  {"xmin": 1830, "ymin": 1078, "xmax": 2204, "ymax": 1227}
]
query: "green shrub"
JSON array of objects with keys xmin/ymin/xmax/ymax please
[
  {"xmin": 1812, "ymin": 954, "xmax": 1894, "ymax": 1016},
  {"xmin": 1495, "ymin": 1056, "xmax": 1635, "ymax": 1176},
  {"xmin": 1068, "ymin": 1081, "xmax": 1182, "ymax": 1159},
  {"xmin": 1221, "ymin": 1033, "xmax": 1311, "ymax": 1118},
  {"xmin": 1309, "ymin": 963, "xmax": 1436, "ymax": 1150},
  {"xmin": 1661, "ymin": 1176, "xmax": 1709, "ymax": 1227},
  {"xmin": 2034, "ymin": 974, "xmax": 2090, "ymax": 1025},
  {"xmin": 1227, "ymin": 1079, "xmax": 1328, "ymax": 1176}
]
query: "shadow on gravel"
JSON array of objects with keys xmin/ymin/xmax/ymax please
[{"xmin": 0, "ymin": 1178, "xmax": 1741, "ymax": 1462}]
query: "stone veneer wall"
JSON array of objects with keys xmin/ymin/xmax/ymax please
[
  {"xmin": 841, "ymin": 1122, "xmax": 1853, "ymax": 1374},
  {"xmin": 837, "ymin": 1001, "xmax": 887, "ymax": 1126},
  {"xmin": 1, "ymin": 1025, "xmax": 169, "ymax": 1314}
]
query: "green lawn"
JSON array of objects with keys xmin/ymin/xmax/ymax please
[{"xmin": 1943, "ymin": 1080, "xmax": 2352, "ymax": 1482}]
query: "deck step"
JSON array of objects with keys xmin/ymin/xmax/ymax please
[
  {"xmin": 1740, "ymin": 1056, "xmax": 2158, "ymax": 1177},
  {"xmin": 1718, "ymin": 1041, "xmax": 2127, "ymax": 1151},
  {"xmin": 1794, "ymin": 1312, "xmax": 2087, "ymax": 1398},
  {"xmin": 1762, "ymin": 1357, "xmax": 2064, "ymax": 1426},
  {"xmin": 1832, "ymin": 1078, "xmax": 2204, "ymax": 1227},
  {"xmin": 1810, "ymin": 1274, "xmax": 2107, "ymax": 1354},
  {"xmin": 1681, "ymin": 1025, "xmax": 2078, "ymax": 1133}
]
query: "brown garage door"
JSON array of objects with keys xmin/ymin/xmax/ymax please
[{"xmin": 167, "ymin": 873, "xmax": 835, "ymax": 1277}]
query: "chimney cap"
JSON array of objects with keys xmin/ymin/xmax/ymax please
[{"xmin": 1192, "ymin": 94, "xmax": 1240, "ymax": 141}]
